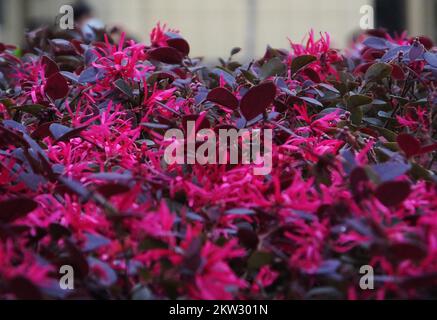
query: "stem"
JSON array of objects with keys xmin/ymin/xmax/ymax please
[
  {"xmin": 266, "ymin": 119, "xmax": 299, "ymax": 138},
  {"xmin": 384, "ymin": 76, "xmax": 412, "ymax": 128}
]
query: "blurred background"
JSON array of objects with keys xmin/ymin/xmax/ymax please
[{"xmin": 0, "ymin": 0, "xmax": 436, "ymax": 60}]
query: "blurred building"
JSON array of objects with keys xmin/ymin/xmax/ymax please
[{"xmin": 0, "ymin": 0, "xmax": 436, "ymax": 61}]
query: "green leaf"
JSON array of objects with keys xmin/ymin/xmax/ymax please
[
  {"xmin": 227, "ymin": 61, "xmax": 241, "ymax": 71},
  {"xmin": 248, "ymin": 251, "xmax": 272, "ymax": 269},
  {"xmin": 0, "ymin": 99, "xmax": 14, "ymax": 108},
  {"xmin": 260, "ymin": 57, "xmax": 286, "ymax": 80},
  {"xmin": 347, "ymin": 95, "xmax": 373, "ymax": 108},
  {"xmin": 412, "ymin": 98, "xmax": 428, "ymax": 105},
  {"xmin": 240, "ymin": 69, "xmax": 257, "ymax": 83},
  {"xmin": 11, "ymin": 104, "xmax": 47, "ymax": 115},
  {"xmin": 369, "ymin": 125, "xmax": 397, "ymax": 142},
  {"xmin": 365, "ymin": 62, "xmax": 393, "ymax": 81},
  {"xmin": 139, "ymin": 238, "xmax": 168, "ymax": 251},
  {"xmin": 230, "ymin": 47, "xmax": 241, "ymax": 56},
  {"xmin": 410, "ymin": 163, "xmax": 432, "ymax": 181},
  {"xmin": 290, "ymin": 55, "xmax": 317, "ymax": 74},
  {"xmin": 351, "ymin": 107, "xmax": 363, "ymax": 125}
]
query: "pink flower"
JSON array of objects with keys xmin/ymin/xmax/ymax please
[{"xmin": 188, "ymin": 240, "xmax": 247, "ymax": 300}]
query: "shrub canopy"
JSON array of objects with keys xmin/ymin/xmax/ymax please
[{"xmin": 1, "ymin": 25, "xmax": 437, "ymax": 299}]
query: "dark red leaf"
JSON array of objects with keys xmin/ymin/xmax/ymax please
[
  {"xmin": 273, "ymin": 99, "xmax": 287, "ymax": 112},
  {"xmin": 48, "ymin": 223, "xmax": 72, "ymax": 240},
  {"xmin": 206, "ymin": 87, "xmax": 238, "ymax": 109},
  {"xmin": 418, "ymin": 143, "xmax": 437, "ymax": 155},
  {"xmin": 31, "ymin": 122, "xmax": 53, "ymax": 139},
  {"xmin": 390, "ymin": 240, "xmax": 427, "ymax": 261},
  {"xmin": 182, "ymin": 114, "xmax": 210, "ymax": 134},
  {"xmin": 239, "ymin": 81, "xmax": 276, "ymax": 121},
  {"xmin": 44, "ymin": 73, "xmax": 69, "ymax": 100},
  {"xmin": 147, "ymin": 71, "xmax": 176, "ymax": 84},
  {"xmin": 366, "ymin": 29, "xmax": 389, "ymax": 38},
  {"xmin": 375, "ymin": 181, "xmax": 411, "ymax": 207},
  {"xmin": 417, "ymin": 36, "xmax": 434, "ymax": 50},
  {"xmin": 401, "ymin": 273, "xmax": 437, "ymax": 289},
  {"xmin": 62, "ymin": 242, "xmax": 89, "ymax": 279},
  {"xmin": 354, "ymin": 62, "xmax": 373, "ymax": 74},
  {"xmin": 96, "ymin": 183, "xmax": 130, "ymax": 198},
  {"xmin": 350, "ymin": 167, "xmax": 369, "ymax": 198},
  {"xmin": 362, "ymin": 48, "xmax": 385, "ymax": 61},
  {"xmin": 7, "ymin": 277, "xmax": 42, "ymax": 300},
  {"xmin": 167, "ymin": 38, "xmax": 190, "ymax": 56},
  {"xmin": 237, "ymin": 222, "xmax": 259, "ymax": 249},
  {"xmin": 41, "ymin": 56, "xmax": 59, "ymax": 77},
  {"xmin": 148, "ymin": 47, "xmax": 183, "ymax": 64},
  {"xmin": 391, "ymin": 64, "xmax": 406, "ymax": 80},
  {"xmin": 302, "ymin": 68, "xmax": 321, "ymax": 83},
  {"xmin": 213, "ymin": 124, "xmax": 238, "ymax": 134},
  {"xmin": 397, "ymin": 133, "xmax": 421, "ymax": 158},
  {"xmin": 0, "ymin": 198, "xmax": 38, "ymax": 223}
]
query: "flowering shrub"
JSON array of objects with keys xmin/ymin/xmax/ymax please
[{"xmin": 1, "ymin": 24, "xmax": 437, "ymax": 300}]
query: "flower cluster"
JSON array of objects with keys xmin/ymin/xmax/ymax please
[{"xmin": 1, "ymin": 24, "xmax": 437, "ymax": 299}]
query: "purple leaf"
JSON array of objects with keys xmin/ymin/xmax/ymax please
[
  {"xmin": 409, "ymin": 43, "xmax": 424, "ymax": 61},
  {"xmin": 372, "ymin": 161, "xmax": 411, "ymax": 182},
  {"xmin": 363, "ymin": 36, "xmax": 389, "ymax": 50},
  {"xmin": 299, "ymin": 96, "xmax": 323, "ymax": 107},
  {"xmin": 424, "ymin": 51, "xmax": 437, "ymax": 67},
  {"xmin": 381, "ymin": 46, "xmax": 410, "ymax": 62},
  {"xmin": 49, "ymin": 123, "xmax": 88, "ymax": 142},
  {"xmin": 78, "ymin": 67, "xmax": 104, "ymax": 84},
  {"xmin": 87, "ymin": 257, "xmax": 117, "ymax": 287}
]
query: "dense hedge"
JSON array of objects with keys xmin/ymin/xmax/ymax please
[{"xmin": 1, "ymin": 25, "xmax": 437, "ymax": 299}]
